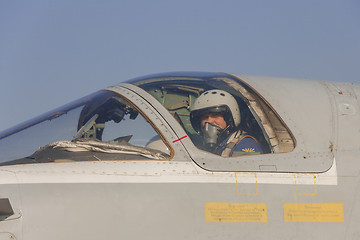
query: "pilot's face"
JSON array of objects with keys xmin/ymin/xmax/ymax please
[{"xmin": 200, "ymin": 112, "xmax": 227, "ymax": 129}]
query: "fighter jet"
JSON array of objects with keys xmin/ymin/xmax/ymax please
[{"xmin": 0, "ymin": 72, "xmax": 358, "ymax": 240}]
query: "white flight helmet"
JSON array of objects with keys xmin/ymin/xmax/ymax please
[{"xmin": 190, "ymin": 89, "xmax": 241, "ymax": 132}]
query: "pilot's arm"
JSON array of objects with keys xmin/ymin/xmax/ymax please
[{"xmin": 230, "ymin": 136, "xmax": 263, "ymax": 157}]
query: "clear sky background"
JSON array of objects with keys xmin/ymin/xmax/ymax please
[{"xmin": 0, "ymin": 0, "xmax": 359, "ymax": 132}]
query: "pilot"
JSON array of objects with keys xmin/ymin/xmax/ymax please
[{"xmin": 190, "ymin": 89, "xmax": 263, "ymax": 157}]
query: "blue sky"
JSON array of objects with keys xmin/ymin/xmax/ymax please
[{"xmin": 0, "ymin": 0, "xmax": 359, "ymax": 131}]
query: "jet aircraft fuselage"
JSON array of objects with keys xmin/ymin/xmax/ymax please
[{"xmin": 0, "ymin": 72, "xmax": 359, "ymax": 240}]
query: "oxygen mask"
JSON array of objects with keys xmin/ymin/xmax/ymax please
[{"xmin": 201, "ymin": 122, "xmax": 228, "ymax": 151}]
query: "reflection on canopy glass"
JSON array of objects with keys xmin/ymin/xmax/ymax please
[{"xmin": 0, "ymin": 91, "xmax": 170, "ymax": 165}]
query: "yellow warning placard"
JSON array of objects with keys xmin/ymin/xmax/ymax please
[
  {"xmin": 205, "ymin": 202, "xmax": 267, "ymax": 222},
  {"xmin": 284, "ymin": 203, "xmax": 344, "ymax": 222}
]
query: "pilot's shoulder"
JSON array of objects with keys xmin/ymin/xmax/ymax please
[{"xmin": 233, "ymin": 135, "xmax": 262, "ymax": 153}]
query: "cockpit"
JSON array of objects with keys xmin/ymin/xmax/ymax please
[{"xmin": 0, "ymin": 72, "xmax": 296, "ymax": 166}]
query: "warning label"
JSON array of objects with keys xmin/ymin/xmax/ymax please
[
  {"xmin": 284, "ymin": 203, "xmax": 344, "ymax": 222},
  {"xmin": 205, "ymin": 202, "xmax": 267, "ymax": 222}
]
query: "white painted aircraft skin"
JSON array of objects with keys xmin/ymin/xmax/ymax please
[
  {"xmin": 0, "ymin": 159, "xmax": 337, "ymax": 185},
  {"xmin": 0, "ymin": 72, "xmax": 358, "ymax": 240}
]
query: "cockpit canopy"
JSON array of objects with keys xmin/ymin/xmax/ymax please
[
  {"xmin": 127, "ymin": 72, "xmax": 295, "ymax": 154},
  {"xmin": 0, "ymin": 72, "xmax": 296, "ymax": 166}
]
